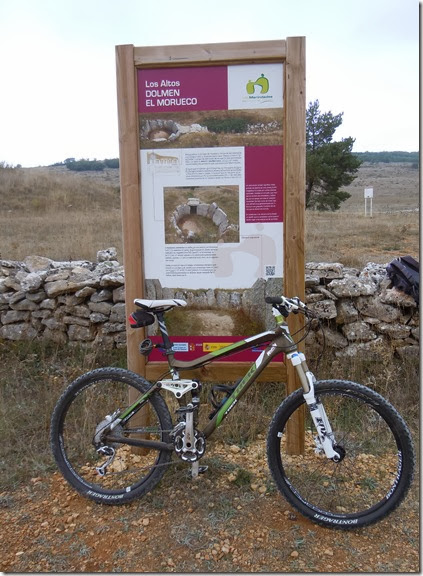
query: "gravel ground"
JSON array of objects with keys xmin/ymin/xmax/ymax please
[{"xmin": 1, "ymin": 437, "xmax": 419, "ymax": 573}]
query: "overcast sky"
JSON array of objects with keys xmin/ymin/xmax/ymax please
[{"xmin": 0, "ymin": 0, "xmax": 419, "ymax": 167}]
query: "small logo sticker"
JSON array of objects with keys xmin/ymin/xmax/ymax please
[
  {"xmin": 246, "ymin": 74, "xmax": 269, "ymax": 95},
  {"xmin": 228, "ymin": 64, "xmax": 283, "ymax": 110}
]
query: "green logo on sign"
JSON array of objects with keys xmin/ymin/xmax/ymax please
[{"xmin": 246, "ymin": 74, "xmax": 269, "ymax": 95}]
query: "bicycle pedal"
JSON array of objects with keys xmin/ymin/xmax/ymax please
[{"xmin": 198, "ymin": 465, "xmax": 208, "ymax": 474}]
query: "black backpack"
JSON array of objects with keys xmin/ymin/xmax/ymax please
[{"xmin": 386, "ymin": 255, "xmax": 419, "ymax": 305}]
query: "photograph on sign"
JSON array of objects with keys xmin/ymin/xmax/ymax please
[{"xmin": 138, "ymin": 63, "xmax": 284, "ymax": 360}]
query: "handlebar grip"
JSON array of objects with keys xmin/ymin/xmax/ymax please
[{"xmin": 265, "ymin": 296, "xmax": 283, "ymax": 304}]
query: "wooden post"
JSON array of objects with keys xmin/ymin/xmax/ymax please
[
  {"xmin": 116, "ymin": 45, "xmax": 149, "ymax": 448},
  {"xmin": 284, "ymin": 37, "xmax": 306, "ymax": 454}
]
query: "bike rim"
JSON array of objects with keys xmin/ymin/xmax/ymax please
[
  {"xmin": 58, "ymin": 378, "xmax": 167, "ymax": 495},
  {"xmin": 278, "ymin": 389, "xmax": 405, "ymax": 521}
]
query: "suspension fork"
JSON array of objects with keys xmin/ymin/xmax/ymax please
[{"xmin": 286, "ymin": 351, "xmax": 341, "ymax": 461}]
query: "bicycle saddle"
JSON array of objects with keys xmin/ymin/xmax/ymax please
[{"xmin": 134, "ymin": 298, "xmax": 187, "ymax": 312}]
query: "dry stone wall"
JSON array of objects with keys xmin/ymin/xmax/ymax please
[{"xmin": 0, "ymin": 249, "xmax": 419, "ymax": 360}]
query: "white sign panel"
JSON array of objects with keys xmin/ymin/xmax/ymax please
[{"xmin": 140, "ymin": 146, "xmax": 283, "ymax": 289}]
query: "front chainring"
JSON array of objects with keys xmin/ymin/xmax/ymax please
[{"xmin": 173, "ymin": 428, "xmax": 206, "ymax": 462}]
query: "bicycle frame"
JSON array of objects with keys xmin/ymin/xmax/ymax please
[
  {"xmin": 104, "ymin": 299, "xmax": 343, "ymax": 476},
  {"xmin": 117, "ymin": 308, "xmax": 318, "ymax": 443}
]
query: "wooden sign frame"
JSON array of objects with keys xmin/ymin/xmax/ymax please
[{"xmin": 116, "ymin": 38, "xmax": 305, "ymax": 396}]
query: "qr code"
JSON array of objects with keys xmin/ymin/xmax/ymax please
[{"xmin": 265, "ymin": 265, "xmax": 276, "ymax": 276}]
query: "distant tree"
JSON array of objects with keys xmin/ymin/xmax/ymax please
[
  {"xmin": 104, "ymin": 158, "xmax": 120, "ymax": 169},
  {"xmin": 306, "ymin": 100, "xmax": 362, "ymax": 211},
  {"xmin": 66, "ymin": 158, "xmax": 105, "ymax": 172},
  {"xmin": 0, "ymin": 161, "xmax": 15, "ymax": 170}
]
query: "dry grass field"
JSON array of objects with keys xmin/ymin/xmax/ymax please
[
  {"xmin": 306, "ymin": 162, "xmax": 419, "ymax": 266},
  {"xmin": 0, "ymin": 161, "xmax": 419, "ymax": 266},
  {"xmin": 0, "ymin": 166, "xmax": 122, "ymax": 262}
]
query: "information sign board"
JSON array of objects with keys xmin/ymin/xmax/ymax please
[{"xmin": 116, "ymin": 39, "xmax": 305, "ymax": 384}]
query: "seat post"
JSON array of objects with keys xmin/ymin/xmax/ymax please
[{"xmin": 156, "ymin": 311, "xmax": 174, "ymax": 355}]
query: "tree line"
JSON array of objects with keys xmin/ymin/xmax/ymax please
[
  {"xmin": 354, "ymin": 151, "xmax": 419, "ymax": 164},
  {"xmin": 52, "ymin": 158, "xmax": 120, "ymax": 171}
]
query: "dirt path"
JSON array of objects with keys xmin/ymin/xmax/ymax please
[{"xmin": 1, "ymin": 438, "xmax": 419, "ymax": 573}]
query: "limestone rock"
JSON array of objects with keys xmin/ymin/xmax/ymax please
[
  {"xmin": 68, "ymin": 324, "xmax": 95, "ymax": 341},
  {"xmin": 0, "ymin": 322, "xmax": 38, "ymax": 340},
  {"xmin": 359, "ymin": 262, "xmax": 388, "ymax": 286},
  {"xmin": 395, "ymin": 345, "xmax": 420, "ymax": 359},
  {"xmin": 308, "ymin": 299, "xmax": 337, "ymax": 320},
  {"xmin": 97, "ymin": 247, "xmax": 118, "ymax": 262},
  {"xmin": 328, "ymin": 277, "xmax": 376, "ymax": 298},
  {"xmin": 335, "ymin": 337, "xmax": 385, "ymax": 359},
  {"xmin": 44, "ymin": 279, "xmax": 96, "ymax": 298},
  {"xmin": 24, "ymin": 255, "xmax": 53, "ymax": 272},
  {"xmin": 375, "ymin": 323, "xmax": 411, "ymax": 339},
  {"xmin": 110, "ymin": 303, "xmax": 126, "ymax": 323},
  {"xmin": 316, "ymin": 327, "xmax": 348, "ymax": 349},
  {"xmin": 380, "ymin": 288, "xmax": 417, "ymax": 308},
  {"xmin": 356, "ymin": 296, "xmax": 400, "ymax": 323},
  {"xmin": 100, "ymin": 270, "xmax": 125, "ymax": 287},
  {"xmin": 305, "ymin": 262, "xmax": 344, "ymax": 280},
  {"xmin": 336, "ymin": 300, "xmax": 358, "ymax": 324},
  {"xmin": 342, "ymin": 321, "xmax": 377, "ymax": 342},
  {"xmin": 305, "ymin": 274, "xmax": 320, "ymax": 288},
  {"xmin": 1, "ymin": 310, "xmax": 30, "ymax": 324},
  {"xmin": 17, "ymin": 271, "xmax": 45, "ymax": 292}
]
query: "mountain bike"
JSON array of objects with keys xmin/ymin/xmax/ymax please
[{"xmin": 50, "ymin": 295, "xmax": 415, "ymax": 529}]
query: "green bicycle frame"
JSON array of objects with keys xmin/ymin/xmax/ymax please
[{"xmin": 114, "ymin": 317, "xmax": 300, "ymax": 447}]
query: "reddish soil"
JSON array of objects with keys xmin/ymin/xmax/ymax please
[{"xmin": 1, "ymin": 438, "xmax": 419, "ymax": 573}]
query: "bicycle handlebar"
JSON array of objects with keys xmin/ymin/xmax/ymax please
[{"xmin": 265, "ymin": 295, "xmax": 308, "ymax": 316}]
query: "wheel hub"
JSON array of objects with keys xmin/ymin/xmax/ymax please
[
  {"xmin": 332, "ymin": 444, "xmax": 346, "ymax": 462},
  {"xmin": 94, "ymin": 415, "xmax": 124, "ymax": 448}
]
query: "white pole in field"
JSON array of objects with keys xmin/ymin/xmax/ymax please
[{"xmin": 364, "ymin": 188, "xmax": 373, "ymax": 217}]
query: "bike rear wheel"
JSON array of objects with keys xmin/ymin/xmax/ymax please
[
  {"xmin": 267, "ymin": 380, "xmax": 415, "ymax": 529},
  {"xmin": 50, "ymin": 367, "xmax": 173, "ymax": 504}
]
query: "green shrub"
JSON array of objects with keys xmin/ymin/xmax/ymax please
[
  {"xmin": 66, "ymin": 159, "xmax": 105, "ymax": 172},
  {"xmin": 203, "ymin": 116, "xmax": 250, "ymax": 134},
  {"xmin": 104, "ymin": 158, "xmax": 120, "ymax": 169}
]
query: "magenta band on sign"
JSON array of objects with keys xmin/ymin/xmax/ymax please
[{"xmin": 138, "ymin": 67, "xmax": 228, "ymax": 113}]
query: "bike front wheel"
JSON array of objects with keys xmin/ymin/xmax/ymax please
[
  {"xmin": 267, "ymin": 380, "xmax": 415, "ymax": 529},
  {"xmin": 50, "ymin": 367, "xmax": 173, "ymax": 504}
]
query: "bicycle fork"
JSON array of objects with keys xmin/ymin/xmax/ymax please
[{"xmin": 287, "ymin": 352, "xmax": 342, "ymax": 461}]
